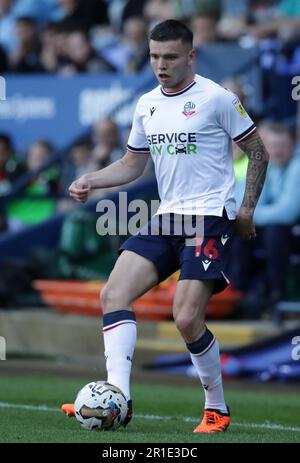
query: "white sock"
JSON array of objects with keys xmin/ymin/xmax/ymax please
[
  {"xmin": 187, "ymin": 329, "xmax": 228, "ymax": 413},
  {"xmin": 102, "ymin": 310, "xmax": 137, "ymax": 401}
]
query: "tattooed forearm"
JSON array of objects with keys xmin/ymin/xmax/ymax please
[{"xmin": 237, "ymin": 131, "xmax": 269, "ymax": 214}]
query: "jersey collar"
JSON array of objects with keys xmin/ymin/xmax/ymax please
[{"xmin": 160, "ymin": 79, "xmax": 196, "ymax": 97}]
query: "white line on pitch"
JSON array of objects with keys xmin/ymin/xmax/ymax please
[{"xmin": 0, "ymin": 401, "xmax": 299, "ymax": 433}]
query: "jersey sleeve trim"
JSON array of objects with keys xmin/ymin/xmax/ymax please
[
  {"xmin": 127, "ymin": 144, "xmax": 150, "ymax": 154},
  {"xmin": 233, "ymin": 124, "xmax": 257, "ymax": 143}
]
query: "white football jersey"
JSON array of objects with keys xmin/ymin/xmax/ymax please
[{"xmin": 127, "ymin": 74, "xmax": 256, "ymax": 218}]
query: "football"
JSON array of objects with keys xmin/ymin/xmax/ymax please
[{"xmin": 74, "ymin": 381, "xmax": 128, "ymax": 431}]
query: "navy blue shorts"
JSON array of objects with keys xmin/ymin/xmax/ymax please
[{"xmin": 119, "ymin": 210, "xmax": 236, "ymax": 294}]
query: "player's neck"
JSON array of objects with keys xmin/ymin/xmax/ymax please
[{"xmin": 162, "ymin": 74, "xmax": 195, "ymax": 94}]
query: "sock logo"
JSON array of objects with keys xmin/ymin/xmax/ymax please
[
  {"xmin": 126, "ymin": 356, "xmax": 132, "ymax": 362},
  {"xmin": 202, "ymin": 383, "xmax": 209, "ymax": 390}
]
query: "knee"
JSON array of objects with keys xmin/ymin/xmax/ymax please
[
  {"xmin": 174, "ymin": 309, "xmax": 205, "ymax": 342},
  {"xmin": 174, "ymin": 313, "xmax": 193, "ymax": 335},
  {"xmin": 101, "ymin": 284, "xmax": 120, "ymax": 313},
  {"xmin": 100, "ymin": 283, "xmax": 131, "ymax": 313}
]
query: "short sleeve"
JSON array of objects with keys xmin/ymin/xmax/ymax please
[
  {"xmin": 127, "ymin": 99, "xmax": 150, "ymax": 154},
  {"xmin": 216, "ymin": 88, "xmax": 256, "ymax": 143}
]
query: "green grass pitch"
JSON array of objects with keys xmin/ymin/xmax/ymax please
[{"xmin": 0, "ymin": 373, "xmax": 299, "ymax": 443}]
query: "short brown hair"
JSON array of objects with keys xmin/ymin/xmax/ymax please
[{"xmin": 149, "ymin": 19, "xmax": 193, "ymax": 47}]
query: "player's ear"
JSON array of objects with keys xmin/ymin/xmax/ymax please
[{"xmin": 188, "ymin": 48, "xmax": 196, "ymax": 64}]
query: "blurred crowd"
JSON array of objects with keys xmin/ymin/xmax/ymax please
[
  {"xmin": 0, "ymin": 0, "xmax": 300, "ymax": 75},
  {"xmin": 0, "ymin": 115, "xmax": 136, "ymax": 231},
  {"xmin": 1, "ymin": 0, "xmax": 300, "ymax": 315}
]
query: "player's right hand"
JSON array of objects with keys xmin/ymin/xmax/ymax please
[
  {"xmin": 236, "ymin": 208, "xmax": 256, "ymax": 240},
  {"xmin": 68, "ymin": 176, "xmax": 91, "ymax": 203}
]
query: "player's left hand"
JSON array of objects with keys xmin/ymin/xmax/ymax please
[{"xmin": 235, "ymin": 209, "xmax": 256, "ymax": 240}]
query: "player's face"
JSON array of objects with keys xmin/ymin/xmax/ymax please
[{"xmin": 149, "ymin": 39, "xmax": 195, "ymax": 91}]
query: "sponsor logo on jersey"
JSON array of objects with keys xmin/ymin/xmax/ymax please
[
  {"xmin": 182, "ymin": 101, "xmax": 197, "ymax": 118},
  {"xmin": 147, "ymin": 132, "xmax": 197, "ymax": 156},
  {"xmin": 232, "ymin": 97, "xmax": 248, "ymax": 118}
]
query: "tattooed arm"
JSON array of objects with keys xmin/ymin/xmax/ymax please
[{"xmin": 236, "ymin": 130, "xmax": 269, "ymax": 239}]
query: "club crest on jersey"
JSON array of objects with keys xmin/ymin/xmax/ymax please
[{"xmin": 182, "ymin": 101, "xmax": 196, "ymax": 118}]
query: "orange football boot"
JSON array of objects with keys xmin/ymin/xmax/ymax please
[
  {"xmin": 61, "ymin": 403, "xmax": 75, "ymax": 417},
  {"xmin": 193, "ymin": 407, "xmax": 231, "ymax": 433}
]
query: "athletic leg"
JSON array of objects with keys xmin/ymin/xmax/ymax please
[
  {"xmin": 173, "ymin": 279, "xmax": 230, "ymax": 432},
  {"xmin": 101, "ymin": 250, "xmax": 159, "ymax": 401},
  {"xmin": 173, "ymin": 279, "xmax": 226, "ymax": 410}
]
